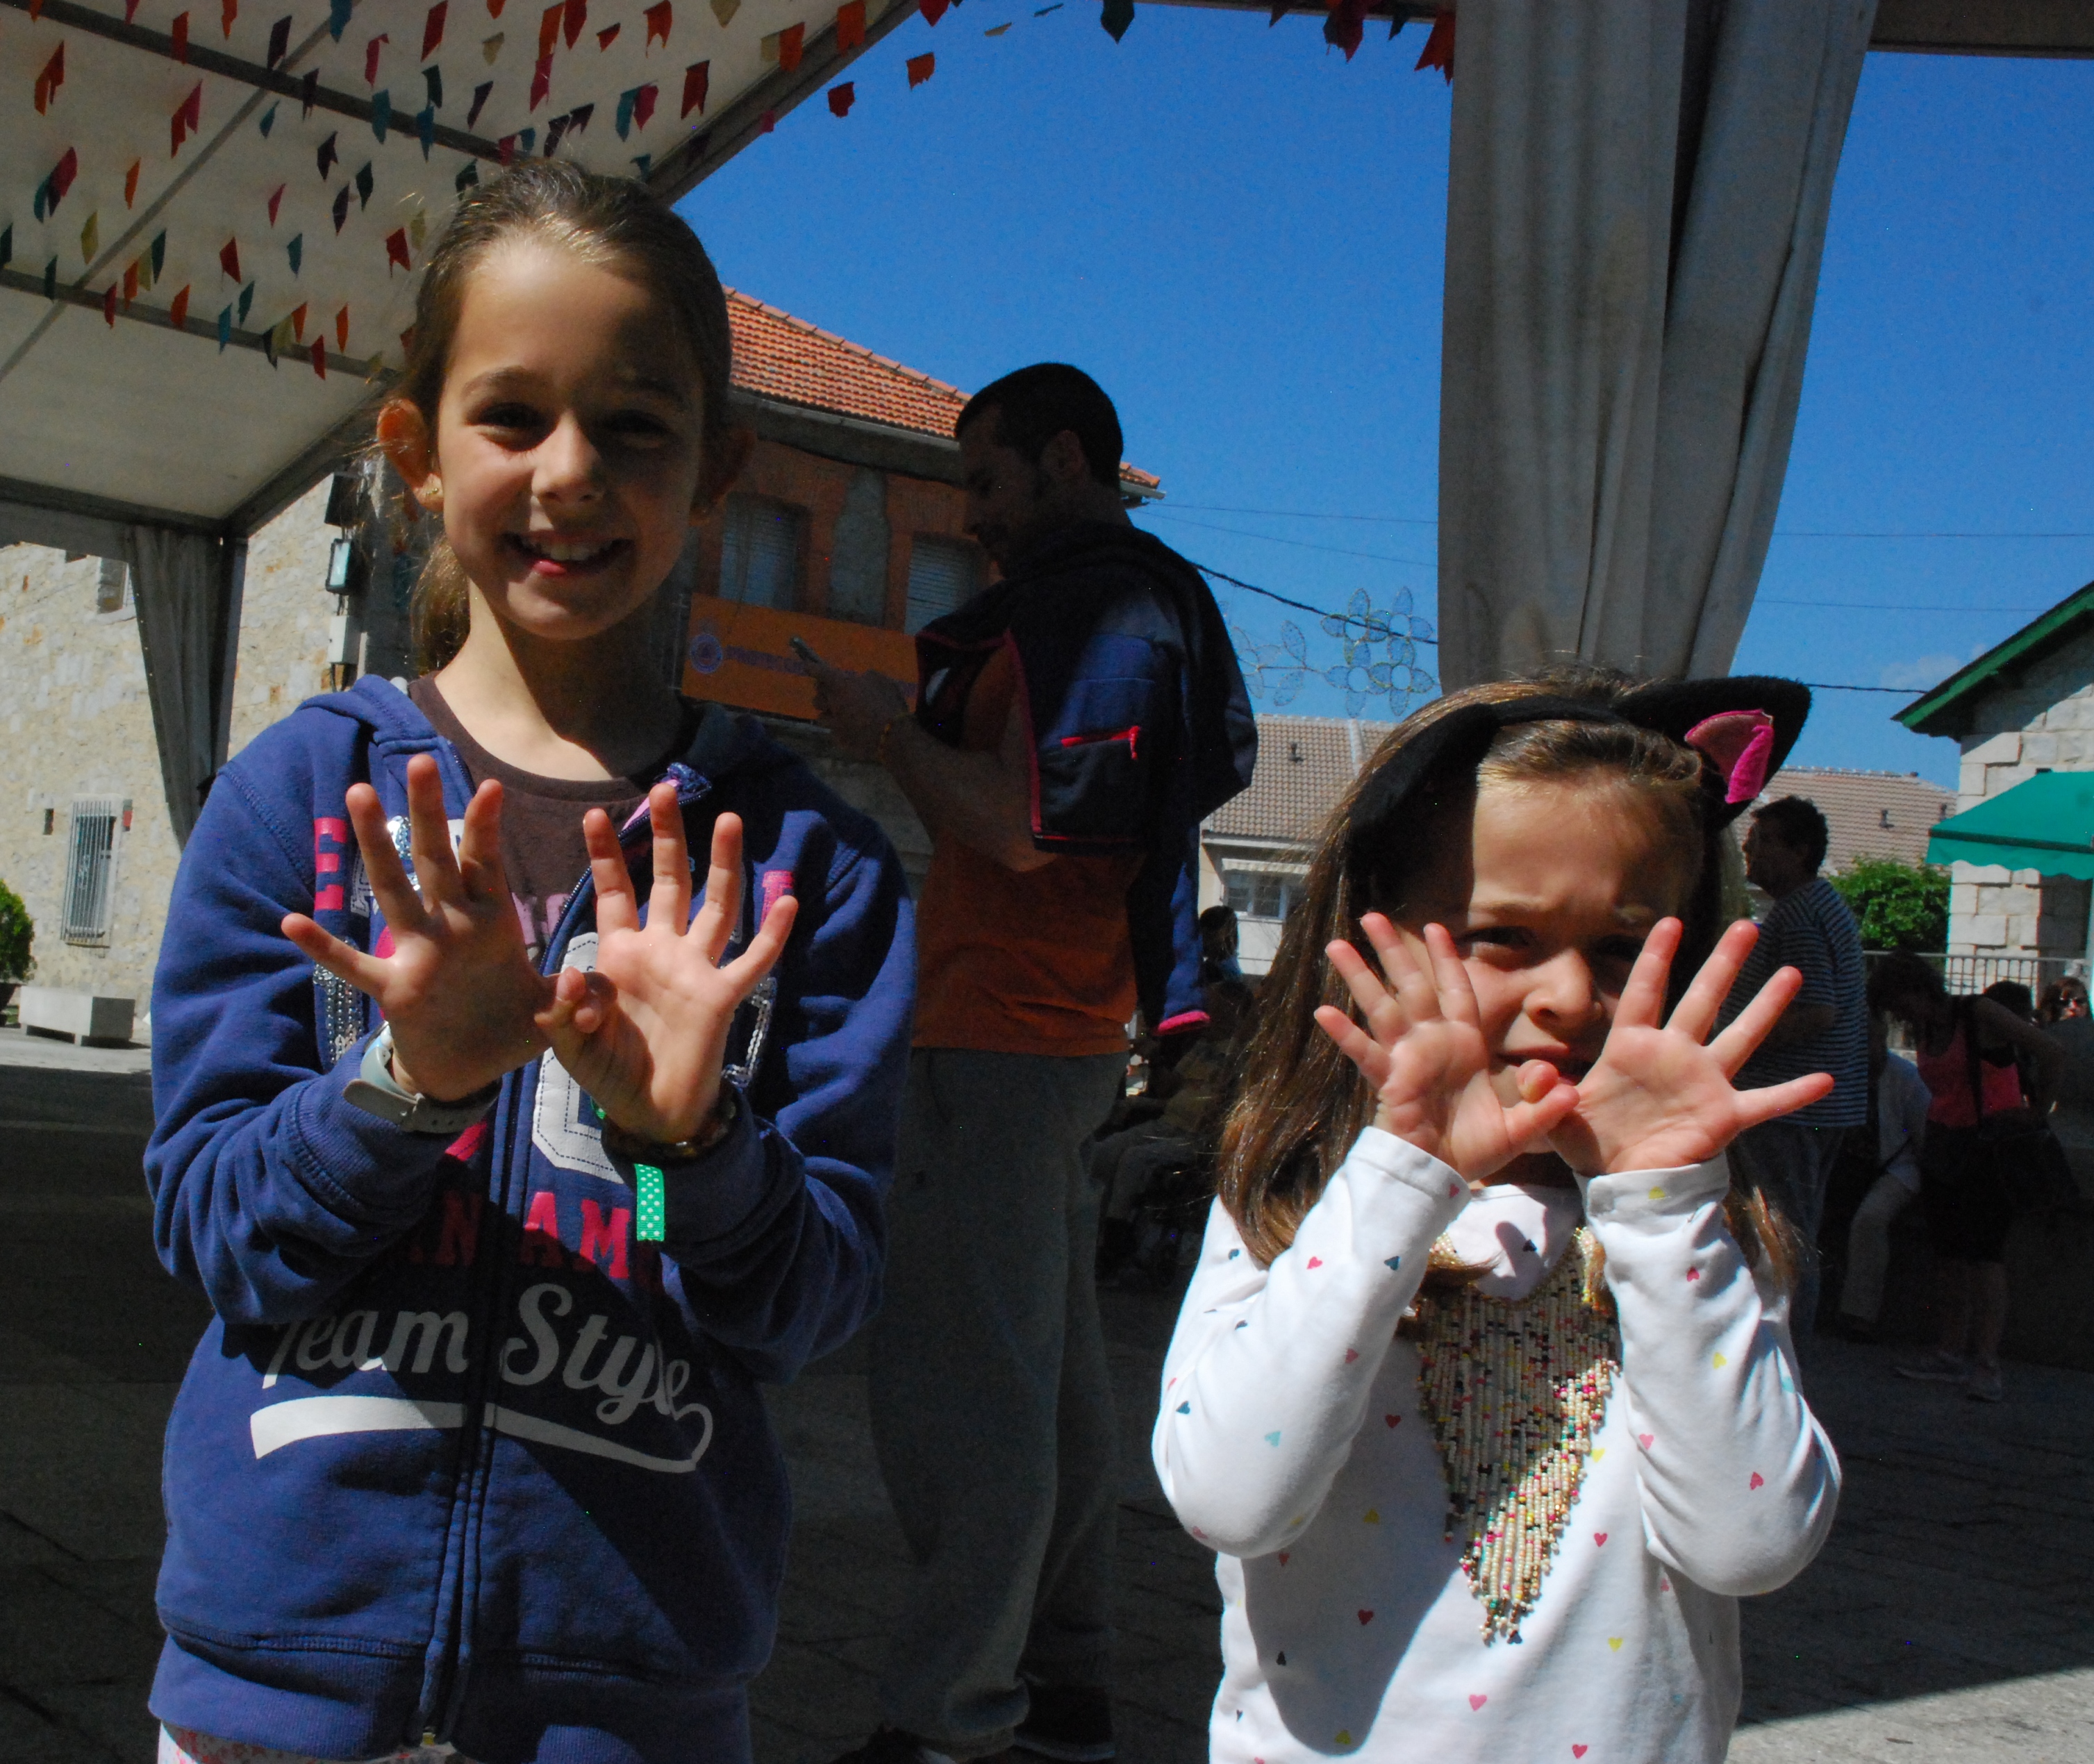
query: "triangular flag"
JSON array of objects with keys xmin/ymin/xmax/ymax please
[
  {"xmin": 329, "ymin": 0, "xmax": 350, "ymax": 38},
  {"xmin": 184, "ymin": 83, "xmax": 203, "ymax": 131},
  {"xmin": 827, "ymin": 80, "xmax": 853, "ymax": 116},
  {"xmin": 1414, "ymin": 8, "xmax": 1453, "ymax": 79},
  {"xmin": 545, "ymin": 110, "xmax": 572, "ymax": 152},
  {"xmin": 425, "ymin": 65, "xmax": 444, "ymax": 106},
  {"xmin": 222, "ymin": 0, "xmax": 236, "ymax": 37},
  {"xmin": 0, "ymin": 226, "xmax": 10, "ymax": 270},
  {"xmin": 644, "ymin": 0, "xmax": 672, "ymax": 45},
  {"xmin": 759, "ymin": 28, "xmax": 778, "ymax": 61},
  {"xmin": 217, "ymin": 304, "xmax": 232, "ymax": 349},
  {"xmin": 267, "ymin": 13, "xmax": 291, "ymax": 65},
  {"xmin": 81, "ymin": 211, "xmax": 99, "ymax": 264},
  {"xmin": 259, "ymin": 101, "xmax": 279, "ymax": 135},
  {"xmin": 53, "ymin": 147, "xmax": 81, "ymax": 212},
  {"xmin": 596, "ymin": 22, "xmax": 619, "ymax": 47},
  {"xmin": 335, "ymin": 303, "xmax": 350, "ymax": 347},
  {"xmin": 708, "ymin": 0, "xmax": 737, "ymax": 22},
  {"xmin": 385, "ymin": 227, "xmax": 412, "ymax": 271},
  {"xmin": 1322, "ymin": 0, "xmax": 1365, "ymax": 60},
  {"xmin": 529, "ymin": 53, "xmax": 552, "ymax": 107},
  {"xmin": 151, "ymin": 232, "xmax": 166, "ymax": 278},
  {"xmin": 372, "ymin": 88, "xmax": 392, "ymax": 139},
  {"xmin": 615, "ymin": 86, "xmax": 638, "ymax": 138},
  {"xmin": 33, "ymin": 42, "xmax": 63, "ymax": 115},
  {"xmin": 984, "ymin": 20, "xmax": 1008, "ymax": 31},
  {"xmin": 124, "ymin": 160, "xmax": 141, "ymax": 208},
  {"xmin": 318, "ymin": 132, "xmax": 340, "ymax": 178},
  {"xmin": 920, "ymin": 0, "xmax": 946, "ymax": 23},
  {"xmin": 312, "ymin": 335, "xmax": 328, "ymax": 378},
  {"xmin": 776, "ymin": 21, "xmax": 803, "ymax": 67},
  {"xmin": 835, "ymin": 0, "xmax": 865, "ymax": 49},
  {"xmin": 103, "ymin": 284, "xmax": 117, "ymax": 327},
  {"xmin": 488, "ymin": 0, "xmax": 505, "ymax": 15},
  {"xmin": 417, "ymin": 104, "xmax": 436, "ymax": 155},
  {"xmin": 170, "ymin": 284, "xmax": 190, "ymax": 328},
  {"xmin": 408, "ymin": 210, "xmax": 429, "ymax": 251},
  {"xmin": 333, "ymin": 185, "xmax": 351, "ymax": 231},
  {"xmin": 220, "ymin": 236, "xmax": 242, "ymax": 281},
  {"xmin": 758, "ymin": 107, "xmax": 774, "ymax": 131},
  {"xmin": 468, "ymin": 78, "xmax": 495, "ymax": 123},
  {"xmin": 566, "ymin": 100, "xmax": 592, "ymax": 133},
  {"xmin": 301, "ymin": 67, "xmax": 318, "ymax": 114},
  {"xmin": 290, "ymin": 301, "xmax": 308, "ymax": 340},
  {"xmin": 631, "ymin": 153, "xmax": 650, "ymax": 174},
  {"xmin": 906, "ymin": 48, "xmax": 933, "ymax": 82},
  {"xmin": 680, "ymin": 58, "xmax": 708, "ymax": 116},
  {"xmin": 498, "ymin": 133, "xmax": 516, "ymax": 162},
  {"xmin": 124, "ymin": 261, "xmax": 138, "ymax": 304},
  {"xmin": 563, "ymin": 0, "xmax": 585, "ymax": 47},
  {"xmin": 355, "ymin": 162, "xmax": 374, "ymax": 206},
  {"xmin": 538, "ymin": 2, "xmax": 563, "ymax": 55},
  {"xmin": 288, "ymin": 233, "xmax": 303, "ymax": 274},
  {"xmin": 455, "ymin": 158, "xmax": 479, "ymax": 192},
  {"xmin": 366, "ymin": 33, "xmax": 390, "ymax": 84},
  {"xmin": 43, "ymin": 258, "xmax": 56, "ymax": 301},
  {"xmin": 1099, "ymin": 0, "xmax": 1131, "ymax": 40},
  {"xmin": 423, "ymin": 0, "xmax": 449, "ymax": 56},
  {"xmin": 172, "ymin": 11, "xmax": 191, "ymax": 60},
  {"xmin": 268, "ymin": 184, "xmax": 285, "ymax": 225},
  {"xmin": 632, "ymin": 82, "xmax": 656, "ymax": 128},
  {"xmin": 238, "ymin": 280, "xmax": 255, "ymax": 322},
  {"xmin": 482, "ymin": 30, "xmax": 504, "ymax": 60}
]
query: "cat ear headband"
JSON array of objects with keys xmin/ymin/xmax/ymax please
[{"xmin": 1345, "ymin": 676, "xmax": 1812, "ymax": 862}]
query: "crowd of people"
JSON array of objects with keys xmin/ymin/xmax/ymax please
[{"xmin": 135, "ymin": 165, "xmax": 2079, "ymax": 1764}]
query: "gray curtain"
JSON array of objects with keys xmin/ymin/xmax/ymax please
[
  {"xmin": 1436, "ymin": 0, "xmax": 1877, "ymax": 690},
  {"xmin": 128, "ymin": 526, "xmax": 247, "ymax": 847}
]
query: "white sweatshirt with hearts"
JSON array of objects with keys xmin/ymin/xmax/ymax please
[{"xmin": 1152, "ymin": 1127, "xmax": 1839, "ymax": 1764}]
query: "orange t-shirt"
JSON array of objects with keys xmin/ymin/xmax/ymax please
[{"xmin": 912, "ymin": 645, "xmax": 1142, "ymax": 1056}]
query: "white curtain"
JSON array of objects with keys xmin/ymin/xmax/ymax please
[
  {"xmin": 128, "ymin": 524, "xmax": 247, "ymax": 845},
  {"xmin": 1436, "ymin": 0, "xmax": 1877, "ymax": 689}
]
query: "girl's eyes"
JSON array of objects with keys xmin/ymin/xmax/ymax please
[
  {"xmin": 467, "ymin": 406, "xmax": 680, "ymax": 447},
  {"xmin": 1455, "ymin": 926, "xmax": 1648, "ymax": 969},
  {"xmin": 1457, "ymin": 926, "xmax": 1532, "ymax": 956}
]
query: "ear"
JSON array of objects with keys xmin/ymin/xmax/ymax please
[
  {"xmin": 378, "ymin": 398, "xmax": 444, "ymax": 514},
  {"xmin": 1038, "ymin": 428, "xmax": 1091, "ymax": 490},
  {"xmin": 692, "ymin": 425, "xmax": 753, "ymax": 524}
]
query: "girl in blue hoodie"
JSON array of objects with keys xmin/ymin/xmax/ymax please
[{"xmin": 147, "ymin": 163, "xmax": 913, "ymax": 1764}]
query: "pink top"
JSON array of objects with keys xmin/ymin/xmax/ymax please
[{"xmin": 1915, "ymin": 1019, "xmax": 2024, "ymax": 1129}]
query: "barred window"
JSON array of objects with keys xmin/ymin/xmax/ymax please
[
  {"xmin": 718, "ymin": 496, "xmax": 803, "ymax": 610},
  {"xmin": 904, "ymin": 535, "xmax": 981, "ymax": 633},
  {"xmin": 61, "ymin": 797, "xmax": 124, "ymax": 945}
]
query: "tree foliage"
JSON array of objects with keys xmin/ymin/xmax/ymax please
[
  {"xmin": 1829, "ymin": 856, "xmax": 1949, "ymax": 953},
  {"xmin": 0, "ymin": 877, "xmax": 31, "ymax": 981}
]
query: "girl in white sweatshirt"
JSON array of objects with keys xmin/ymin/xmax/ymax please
[{"xmin": 1154, "ymin": 671, "xmax": 1841, "ymax": 1764}]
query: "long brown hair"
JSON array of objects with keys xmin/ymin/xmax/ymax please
[
  {"xmin": 382, "ymin": 160, "xmax": 750, "ymax": 672},
  {"xmin": 1215, "ymin": 665, "xmax": 1801, "ymax": 1290}
]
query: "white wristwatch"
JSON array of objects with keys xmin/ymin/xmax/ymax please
[{"xmin": 343, "ymin": 1024, "xmax": 501, "ymax": 1135}]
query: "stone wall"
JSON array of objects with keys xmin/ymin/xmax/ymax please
[{"xmin": 1948, "ymin": 625, "xmax": 2094, "ymax": 960}]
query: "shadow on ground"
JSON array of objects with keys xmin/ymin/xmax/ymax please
[{"xmin": 1, "ymin": 1055, "xmax": 2088, "ymax": 1763}]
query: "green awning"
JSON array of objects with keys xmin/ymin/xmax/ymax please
[{"xmin": 1927, "ymin": 772, "xmax": 2094, "ymax": 879}]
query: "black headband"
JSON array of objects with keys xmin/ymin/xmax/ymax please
[{"xmin": 1345, "ymin": 675, "xmax": 1812, "ymax": 862}]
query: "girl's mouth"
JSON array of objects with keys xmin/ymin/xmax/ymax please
[{"xmin": 506, "ymin": 533, "xmax": 626, "ymax": 576}]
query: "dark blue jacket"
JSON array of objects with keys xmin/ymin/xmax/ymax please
[
  {"xmin": 915, "ymin": 522, "xmax": 1255, "ymax": 1035},
  {"xmin": 144, "ymin": 679, "xmax": 913, "ymax": 1764}
]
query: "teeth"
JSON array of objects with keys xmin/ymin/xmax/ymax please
[{"xmin": 522, "ymin": 537, "xmax": 612, "ymax": 563}]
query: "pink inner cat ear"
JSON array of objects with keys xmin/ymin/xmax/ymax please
[{"xmin": 1684, "ymin": 709, "xmax": 1776, "ymax": 805}]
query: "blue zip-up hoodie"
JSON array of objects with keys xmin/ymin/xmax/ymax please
[{"xmin": 144, "ymin": 678, "xmax": 913, "ymax": 1764}]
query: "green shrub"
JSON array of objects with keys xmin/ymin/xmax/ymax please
[
  {"xmin": 0, "ymin": 877, "xmax": 31, "ymax": 981},
  {"xmin": 1829, "ymin": 856, "xmax": 1949, "ymax": 953}
]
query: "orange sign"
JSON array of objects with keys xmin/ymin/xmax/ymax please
[{"xmin": 681, "ymin": 594, "xmax": 918, "ymax": 720}]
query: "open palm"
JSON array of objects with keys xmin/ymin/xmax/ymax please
[
  {"xmin": 1548, "ymin": 918, "xmax": 1834, "ymax": 1176},
  {"xmin": 1315, "ymin": 915, "xmax": 1579, "ymax": 1183},
  {"xmin": 537, "ymin": 787, "xmax": 796, "ymax": 1146}
]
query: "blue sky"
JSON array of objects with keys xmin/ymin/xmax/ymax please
[{"xmin": 679, "ymin": 8, "xmax": 2094, "ymax": 788}]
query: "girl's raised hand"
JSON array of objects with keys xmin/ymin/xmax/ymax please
[
  {"xmin": 283, "ymin": 753, "xmax": 551, "ymax": 1101},
  {"xmin": 1315, "ymin": 915, "xmax": 1580, "ymax": 1182},
  {"xmin": 536, "ymin": 788, "xmax": 797, "ymax": 1145},
  {"xmin": 1548, "ymin": 918, "xmax": 1836, "ymax": 1176}
]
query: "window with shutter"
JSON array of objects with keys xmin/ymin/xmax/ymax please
[
  {"xmin": 905, "ymin": 535, "xmax": 981, "ymax": 634},
  {"xmin": 718, "ymin": 497, "xmax": 803, "ymax": 609},
  {"xmin": 61, "ymin": 797, "xmax": 124, "ymax": 945}
]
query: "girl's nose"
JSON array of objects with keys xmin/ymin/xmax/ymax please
[
  {"xmin": 1526, "ymin": 949, "xmax": 1605, "ymax": 1035},
  {"xmin": 535, "ymin": 413, "xmax": 605, "ymax": 501}
]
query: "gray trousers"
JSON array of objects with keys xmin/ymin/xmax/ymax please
[
  {"xmin": 1840, "ymin": 1172, "xmax": 1916, "ymax": 1326},
  {"xmin": 1737, "ymin": 1117, "xmax": 1849, "ymax": 1340},
  {"xmin": 870, "ymin": 1048, "xmax": 1127, "ymax": 1756}
]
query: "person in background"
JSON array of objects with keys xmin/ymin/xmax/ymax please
[
  {"xmin": 1832, "ymin": 1013, "xmax": 1930, "ymax": 1343},
  {"xmin": 1872, "ymin": 954, "xmax": 2061, "ymax": 1402},
  {"xmin": 1198, "ymin": 904, "xmax": 1244, "ymax": 988},
  {"xmin": 1725, "ymin": 796, "xmax": 1868, "ymax": 1338},
  {"xmin": 2036, "ymin": 975, "xmax": 2088, "ymax": 1025}
]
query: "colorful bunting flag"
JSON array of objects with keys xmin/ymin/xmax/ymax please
[
  {"xmin": 984, "ymin": 20, "xmax": 1007, "ymax": 32},
  {"xmin": 1322, "ymin": 0, "xmax": 1365, "ymax": 60},
  {"xmin": 597, "ymin": 21, "xmax": 619, "ymax": 47},
  {"xmin": 268, "ymin": 184, "xmax": 285, "ymax": 224},
  {"xmin": 222, "ymin": 0, "xmax": 236, "ymax": 37},
  {"xmin": 906, "ymin": 48, "xmax": 933, "ymax": 82},
  {"xmin": 1099, "ymin": 0, "xmax": 1131, "ymax": 40},
  {"xmin": 124, "ymin": 262, "xmax": 139, "ymax": 304},
  {"xmin": 386, "ymin": 228, "xmax": 411, "ymax": 271},
  {"xmin": 455, "ymin": 158, "xmax": 479, "ymax": 191},
  {"xmin": 827, "ymin": 80, "xmax": 853, "ymax": 115},
  {"xmin": 372, "ymin": 88, "xmax": 392, "ymax": 139},
  {"xmin": 708, "ymin": 0, "xmax": 737, "ymax": 23},
  {"xmin": 680, "ymin": 58, "xmax": 708, "ymax": 117},
  {"xmin": 81, "ymin": 211, "xmax": 99, "ymax": 265},
  {"xmin": 44, "ymin": 258, "xmax": 57, "ymax": 302},
  {"xmin": 238, "ymin": 280, "xmax": 255, "ymax": 322},
  {"xmin": 0, "ymin": 226, "xmax": 10, "ymax": 270},
  {"xmin": 644, "ymin": 1, "xmax": 672, "ymax": 46},
  {"xmin": 538, "ymin": 3, "xmax": 563, "ymax": 55},
  {"xmin": 260, "ymin": 101, "xmax": 279, "ymax": 135},
  {"xmin": 417, "ymin": 103, "xmax": 436, "ymax": 154},
  {"xmin": 170, "ymin": 284, "xmax": 190, "ymax": 327},
  {"xmin": 301, "ymin": 68, "xmax": 319, "ymax": 114},
  {"xmin": 423, "ymin": 0, "xmax": 449, "ymax": 56},
  {"xmin": 125, "ymin": 0, "xmax": 139, "ymax": 18},
  {"xmin": 563, "ymin": 0, "xmax": 585, "ymax": 48},
  {"xmin": 291, "ymin": 301, "xmax": 308, "ymax": 340},
  {"xmin": 34, "ymin": 42, "xmax": 64, "ymax": 115},
  {"xmin": 34, "ymin": 149, "xmax": 79, "ymax": 222},
  {"xmin": 530, "ymin": 53, "xmax": 552, "ymax": 107},
  {"xmin": 920, "ymin": 0, "xmax": 946, "ymax": 24},
  {"xmin": 151, "ymin": 231, "xmax": 167, "ymax": 278},
  {"xmin": 125, "ymin": 160, "xmax": 141, "ymax": 208},
  {"xmin": 355, "ymin": 161, "xmax": 374, "ymax": 206},
  {"xmin": 333, "ymin": 185, "xmax": 351, "ymax": 230},
  {"xmin": 483, "ymin": 31, "xmax": 505, "ymax": 60},
  {"xmin": 758, "ymin": 107, "xmax": 774, "ymax": 131},
  {"xmin": 425, "ymin": 65, "xmax": 444, "ymax": 106},
  {"xmin": 1414, "ymin": 8, "xmax": 1452, "ymax": 78},
  {"xmin": 499, "ymin": 133, "xmax": 517, "ymax": 161},
  {"xmin": 366, "ymin": 33, "xmax": 390, "ymax": 83},
  {"xmin": 312, "ymin": 336, "xmax": 327, "ymax": 378},
  {"xmin": 218, "ymin": 304, "xmax": 232, "ymax": 349},
  {"xmin": 776, "ymin": 22, "xmax": 804, "ymax": 68},
  {"xmin": 329, "ymin": 0, "xmax": 351, "ymax": 39},
  {"xmin": 220, "ymin": 237, "xmax": 242, "ymax": 281},
  {"xmin": 615, "ymin": 84, "xmax": 641, "ymax": 137},
  {"xmin": 267, "ymin": 13, "xmax": 291, "ymax": 65},
  {"xmin": 104, "ymin": 284, "xmax": 117, "ymax": 326},
  {"xmin": 172, "ymin": 82, "xmax": 203, "ymax": 154},
  {"xmin": 172, "ymin": 10, "xmax": 191, "ymax": 60},
  {"xmin": 288, "ymin": 233, "xmax": 303, "ymax": 273},
  {"xmin": 488, "ymin": 0, "xmax": 506, "ymax": 16},
  {"xmin": 318, "ymin": 131, "xmax": 340, "ymax": 178},
  {"xmin": 468, "ymin": 78, "xmax": 495, "ymax": 123},
  {"xmin": 836, "ymin": 0, "xmax": 865, "ymax": 49},
  {"xmin": 632, "ymin": 83, "xmax": 656, "ymax": 128},
  {"xmin": 335, "ymin": 305, "xmax": 351, "ymax": 347},
  {"xmin": 545, "ymin": 110, "xmax": 572, "ymax": 152}
]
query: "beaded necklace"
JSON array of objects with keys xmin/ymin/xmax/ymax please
[{"xmin": 1412, "ymin": 1227, "xmax": 1620, "ymax": 1644}]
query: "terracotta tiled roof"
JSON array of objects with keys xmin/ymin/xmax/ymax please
[
  {"xmin": 1205, "ymin": 715, "xmax": 1397, "ymax": 847},
  {"xmin": 1754, "ymin": 767, "xmax": 1959, "ymax": 874},
  {"xmin": 725, "ymin": 289, "xmax": 1161, "ymax": 492}
]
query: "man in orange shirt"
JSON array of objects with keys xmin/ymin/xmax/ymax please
[{"xmin": 814, "ymin": 365, "xmax": 1254, "ymax": 1764}]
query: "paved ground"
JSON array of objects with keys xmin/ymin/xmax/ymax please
[{"xmin": 2, "ymin": 1044, "xmax": 2089, "ymax": 1763}]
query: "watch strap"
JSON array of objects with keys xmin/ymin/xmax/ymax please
[{"xmin": 343, "ymin": 1024, "xmax": 501, "ymax": 1136}]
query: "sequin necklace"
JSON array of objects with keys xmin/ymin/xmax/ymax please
[{"xmin": 1412, "ymin": 1228, "xmax": 1620, "ymax": 1643}]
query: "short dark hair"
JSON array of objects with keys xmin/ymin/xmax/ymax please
[
  {"xmin": 1754, "ymin": 796, "xmax": 1829, "ymax": 871},
  {"xmin": 956, "ymin": 363, "xmax": 1124, "ymax": 490},
  {"xmin": 1868, "ymin": 949, "xmax": 1946, "ymax": 1016}
]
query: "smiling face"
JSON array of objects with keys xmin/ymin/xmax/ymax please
[
  {"xmin": 1386, "ymin": 774, "xmax": 1698, "ymax": 1101},
  {"xmin": 401, "ymin": 239, "xmax": 710, "ymax": 645}
]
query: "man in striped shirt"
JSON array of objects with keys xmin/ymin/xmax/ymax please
[{"xmin": 1728, "ymin": 796, "xmax": 1869, "ymax": 1340}]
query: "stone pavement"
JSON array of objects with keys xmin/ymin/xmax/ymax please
[{"xmin": 1, "ymin": 1050, "xmax": 2089, "ymax": 1763}]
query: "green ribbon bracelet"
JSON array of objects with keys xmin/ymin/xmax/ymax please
[{"xmin": 634, "ymin": 1163, "xmax": 666, "ymax": 1244}]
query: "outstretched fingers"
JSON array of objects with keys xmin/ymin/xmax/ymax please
[
  {"xmin": 342, "ymin": 779, "xmax": 424, "ymax": 935},
  {"xmin": 722, "ymin": 890, "xmax": 798, "ymax": 992},
  {"xmin": 1707, "ymin": 961, "xmax": 1804, "ymax": 1076},
  {"xmin": 584, "ymin": 806, "xmax": 640, "ymax": 936},
  {"xmin": 1326, "ymin": 933, "xmax": 1411, "ymax": 1051},
  {"xmin": 1613, "ymin": 917, "xmax": 1682, "ymax": 1032},
  {"xmin": 645, "ymin": 783, "xmax": 692, "ymax": 933},
  {"xmin": 691, "ymin": 813, "xmax": 748, "ymax": 965},
  {"xmin": 1313, "ymin": 1001, "xmax": 1392, "ymax": 1089},
  {"xmin": 453, "ymin": 779, "xmax": 513, "ymax": 908},
  {"xmin": 1733, "ymin": 1070, "xmax": 1836, "ymax": 1131},
  {"xmin": 282, "ymin": 912, "xmax": 391, "ymax": 999},
  {"xmin": 1665, "ymin": 919, "xmax": 1760, "ymax": 1045}
]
